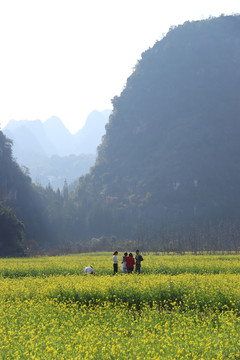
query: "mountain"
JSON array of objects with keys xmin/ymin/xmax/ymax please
[
  {"xmin": 78, "ymin": 15, "xmax": 240, "ymax": 235},
  {"xmin": 3, "ymin": 110, "xmax": 111, "ymax": 189},
  {"xmin": 73, "ymin": 110, "xmax": 112, "ymax": 154},
  {"xmin": 3, "ymin": 110, "xmax": 111, "ymax": 158},
  {"xmin": 42, "ymin": 116, "xmax": 73, "ymax": 156},
  {"xmin": 4, "ymin": 119, "xmax": 57, "ymax": 156},
  {"xmin": 3, "ymin": 126, "xmax": 48, "ymax": 167}
]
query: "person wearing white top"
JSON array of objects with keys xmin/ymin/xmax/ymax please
[
  {"xmin": 121, "ymin": 252, "xmax": 128, "ymax": 273},
  {"xmin": 112, "ymin": 251, "xmax": 119, "ymax": 275},
  {"xmin": 83, "ymin": 266, "xmax": 94, "ymax": 274}
]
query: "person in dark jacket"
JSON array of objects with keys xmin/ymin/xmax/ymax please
[{"xmin": 135, "ymin": 249, "xmax": 143, "ymax": 274}]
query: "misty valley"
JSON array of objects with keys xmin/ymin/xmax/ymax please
[{"xmin": 1, "ymin": 15, "xmax": 240, "ymax": 256}]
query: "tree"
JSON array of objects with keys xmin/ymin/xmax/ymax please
[{"xmin": 0, "ymin": 204, "xmax": 25, "ymax": 256}]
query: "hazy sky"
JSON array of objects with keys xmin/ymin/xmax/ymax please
[{"xmin": 0, "ymin": 0, "xmax": 240, "ymax": 133}]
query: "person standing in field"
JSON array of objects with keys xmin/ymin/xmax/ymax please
[
  {"xmin": 135, "ymin": 249, "xmax": 144, "ymax": 274},
  {"xmin": 126, "ymin": 252, "xmax": 135, "ymax": 273},
  {"xmin": 113, "ymin": 250, "xmax": 119, "ymax": 275},
  {"xmin": 121, "ymin": 252, "xmax": 128, "ymax": 273}
]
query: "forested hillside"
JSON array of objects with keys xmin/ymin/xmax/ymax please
[
  {"xmin": 0, "ymin": 131, "xmax": 32, "ymax": 255},
  {"xmin": 73, "ymin": 15, "xmax": 240, "ymax": 249},
  {"xmin": 0, "ymin": 130, "xmax": 70, "ymax": 255}
]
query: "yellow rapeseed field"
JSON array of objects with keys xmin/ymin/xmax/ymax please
[{"xmin": 0, "ymin": 253, "xmax": 239, "ymax": 359}]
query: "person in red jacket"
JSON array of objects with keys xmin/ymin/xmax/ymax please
[{"xmin": 126, "ymin": 253, "xmax": 135, "ymax": 273}]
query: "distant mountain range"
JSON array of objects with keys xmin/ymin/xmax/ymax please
[{"xmin": 3, "ymin": 110, "xmax": 111, "ymax": 189}]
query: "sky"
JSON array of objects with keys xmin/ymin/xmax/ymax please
[{"xmin": 0, "ymin": 0, "xmax": 240, "ymax": 134}]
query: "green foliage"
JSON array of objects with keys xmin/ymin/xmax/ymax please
[
  {"xmin": 0, "ymin": 130, "xmax": 53, "ymax": 253},
  {"xmin": 0, "ymin": 204, "xmax": 24, "ymax": 256}
]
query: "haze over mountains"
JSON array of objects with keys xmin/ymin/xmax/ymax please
[
  {"xmin": 3, "ymin": 110, "xmax": 111, "ymax": 189},
  {"xmin": 1, "ymin": 15, "xmax": 240, "ymax": 255}
]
